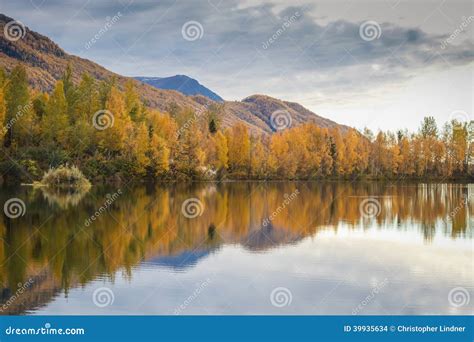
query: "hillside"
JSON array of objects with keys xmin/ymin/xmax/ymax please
[
  {"xmin": 0, "ymin": 13, "xmax": 349, "ymax": 134},
  {"xmin": 136, "ymin": 75, "xmax": 224, "ymax": 102}
]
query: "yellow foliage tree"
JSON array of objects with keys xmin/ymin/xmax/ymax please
[
  {"xmin": 42, "ymin": 80, "xmax": 68, "ymax": 145},
  {"xmin": 97, "ymin": 86, "xmax": 132, "ymax": 154},
  {"xmin": 226, "ymin": 123, "xmax": 250, "ymax": 176},
  {"xmin": 213, "ymin": 130, "xmax": 228, "ymax": 170}
]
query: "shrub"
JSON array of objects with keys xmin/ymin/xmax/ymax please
[{"xmin": 40, "ymin": 165, "xmax": 91, "ymax": 189}]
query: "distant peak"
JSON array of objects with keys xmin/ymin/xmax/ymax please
[{"xmin": 135, "ymin": 74, "xmax": 224, "ymax": 102}]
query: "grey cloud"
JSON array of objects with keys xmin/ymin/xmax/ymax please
[{"xmin": 1, "ymin": 0, "xmax": 472, "ymax": 101}]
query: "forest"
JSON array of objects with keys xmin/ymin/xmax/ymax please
[{"xmin": 0, "ymin": 65, "xmax": 472, "ymax": 183}]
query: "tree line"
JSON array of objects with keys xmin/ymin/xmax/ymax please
[{"xmin": 0, "ymin": 65, "xmax": 472, "ymax": 183}]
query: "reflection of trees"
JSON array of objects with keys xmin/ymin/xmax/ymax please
[
  {"xmin": 39, "ymin": 186, "xmax": 90, "ymax": 210},
  {"xmin": 0, "ymin": 182, "xmax": 471, "ymax": 312}
]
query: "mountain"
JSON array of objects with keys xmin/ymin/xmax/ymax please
[
  {"xmin": 0, "ymin": 13, "xmax": 350, "ymax": 134},
  {"xmin": 135, "ymin": 75, "xmax": 224, "ymax": 102},
  {"xmin": 0, "ymin": 14, "xmax": 203, "ymax": 112}
]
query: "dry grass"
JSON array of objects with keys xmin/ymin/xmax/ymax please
[{"xmin": 40, "ymin": 165, "xmax": 91, "ymax": 189}]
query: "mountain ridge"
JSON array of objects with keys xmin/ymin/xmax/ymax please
[{"xmin": 0, "ymin": 13, "xmax": 350, "ymax": 134}]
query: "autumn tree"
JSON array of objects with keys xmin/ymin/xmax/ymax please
[
  {"xmin": 0, "ymin": 65, "xmax": 470, "ymax": 182},
  {"xmin": 250, "ymin": 135, "xmax": 267, "ymax": 178},
  {"xmin": 226, "ymin": 122, "xmax": 250, "ymax": 176},
  {"xmin": 213, "ymin": 130, "xmax": 228, "ymax": 171},
  {"xmin": 4, "ymin": 65, "xmax": 30, "ymax": 148},
  {"xmin": 0, "ymin": 80, "xmax": 6, "ymax": 144},
  {"xmin": 42, "ymin": 80, "xmax": 68, "ymax": 145},
  {"xmin": 97, "ymin": 86, "xmax": 132, "ymax": 155}
]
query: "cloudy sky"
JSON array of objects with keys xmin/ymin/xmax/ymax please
[{"xmin": 1, "ymin": 0, "xmax": 473, "ymax": 131}]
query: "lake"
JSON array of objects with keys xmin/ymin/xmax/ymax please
[{"xmin": 0, "ymin": 182, "xmax": 472, "ymax": 315}]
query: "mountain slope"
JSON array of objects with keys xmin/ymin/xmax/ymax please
[
  {"xmin": 0, "ymin": 13, "xmax": 350, "ymax": 135},
  {"xmin": 0, "ymin": 14, "xmax": 204, "ymax": 113},
  {"xmin": 136, "ymin": 75, "xmax": 224, "ymax": 102}
]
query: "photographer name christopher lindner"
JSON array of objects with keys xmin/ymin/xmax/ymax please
[{"xmin": 397, "ymin": 325, "xmax": 466, "ymax": 333}]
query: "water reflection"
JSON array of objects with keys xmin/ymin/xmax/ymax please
[
  {"xmin": 39, "ymin": 185, "xmax": 90, "ymax": 210},
  {"xmin": 0, "ymin": 182, "xmax": 472, "ymax": 315}
]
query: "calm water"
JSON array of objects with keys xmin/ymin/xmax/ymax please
[{"xmin": 0, "ymin": 182, "xmax": 472, "ymax": 315}]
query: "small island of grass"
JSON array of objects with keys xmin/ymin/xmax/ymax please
[{"xmin": 35, "ymin": 165, "xmax": 91, "ymax": 190}]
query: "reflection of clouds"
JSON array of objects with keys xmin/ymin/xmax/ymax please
[
  {"xmin": 6, "ymin": 182, "xmax": 471, "ymax": 314},
  {"xmin": 35, "ymin": 226, "xmax": 472, "ymax": 315}
]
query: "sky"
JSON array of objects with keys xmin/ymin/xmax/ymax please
[{"xmin": 0, "ymin": 0, "xmax": 473, "ymax": 132}]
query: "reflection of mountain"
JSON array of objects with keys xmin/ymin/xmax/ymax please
[
  {"xmin": 0, "ymin": 182, "xmax": 471, "ymax": 314},
  {"xmin": 242, "ymin": 224, "xmax": 303, "ymax": 251},
  {"xmin": 146, "ymin": 249, "xmax": 214, "ymax": 271},
  {"xmin": 0, "ymin": 270, "xmax": 62, "ymax": 315}
]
